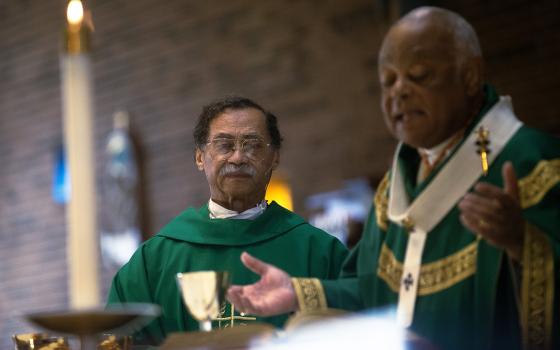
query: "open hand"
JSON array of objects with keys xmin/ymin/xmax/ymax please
[
  {"xmin": 458, "ymin": 162, "xmax": 524, "ymax": 261},
  {"xmin": 227, "ymin": 252, "xmax": 297, "ymax": 316}
]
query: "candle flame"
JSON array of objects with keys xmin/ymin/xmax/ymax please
[{"xmin": 67, "ymin": 0, "xmax": 84, "ymax": 25}]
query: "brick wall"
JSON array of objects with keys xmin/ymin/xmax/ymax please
[
  {"xmin": 1, "ymin": 0, "xmax": 558, "ymax": 346},
  {"xmin": 446, "ymin": 0, "xmax": 560, "ymax": 133},
  {"xmin": 0, "ymin": 0, "xmax": 69, "ymax": 343}
]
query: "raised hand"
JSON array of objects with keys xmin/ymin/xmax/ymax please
[
  {"xmin": 227, "ymin": 252, "xmax": 298, "ymax": 316},
  {"xmin": 458, "ymin": 161, "xmax": 524, "ymax": 261}
]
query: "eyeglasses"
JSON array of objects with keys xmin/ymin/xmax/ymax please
[{"xmin": 205, "ymin": 137, "xmax": 272, "ymax": 160}]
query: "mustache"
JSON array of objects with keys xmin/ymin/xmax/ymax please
[{"xmin": 219, "ymin": 163, "xmax": 257, "ymax": 177}]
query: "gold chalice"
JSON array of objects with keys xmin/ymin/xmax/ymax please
[{"xmin": 176, "ymin": 271, "xmax": 230, "ymax": 332}]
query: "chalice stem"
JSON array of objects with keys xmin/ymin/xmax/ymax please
[{"xmin": 80, "ymin": 335, "xmax": 97, "ymax": 350}]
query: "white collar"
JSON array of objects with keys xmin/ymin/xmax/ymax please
[
  {"xmin": 417, "ymin": 135, "xmax": 458, "ymax": 166},
  {"xmin": 208, "ymin": 199, "xmax": 267, "ymax": 220}
]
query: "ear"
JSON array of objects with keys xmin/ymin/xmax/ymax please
[
  {"xmin": 462, "ymin": 57, "xmax": 484, "ymax": 97},
  {"xmin": 271, "ymin": 149, "xmax": 280, "ymax": 171},
  {"xmin": 195, "ymin": 148, "xmax": 204, "ymax": 171}
]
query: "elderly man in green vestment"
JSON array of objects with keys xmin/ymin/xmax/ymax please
[
  {"xmin": 107, "ymin": 97, "xmax": 348, "ymax": 345},
  {"xmin": 227, "ymin": 7, "xmax": 560, "ymax": 350}
]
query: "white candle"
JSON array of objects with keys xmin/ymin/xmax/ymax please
[{"xmin": 61, "ymin": 0, "xmax": 100, "ymax": 309}]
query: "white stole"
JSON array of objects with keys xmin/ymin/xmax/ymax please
[{"xmin": 387, "ymin": 97, "xmax": 522, "ymax": 327}]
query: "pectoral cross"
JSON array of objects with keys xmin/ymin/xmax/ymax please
[
  {"xmin": 215, "ymin": 302, "xmax": 256, "ymax": 328},
  {"xmin": 402, "ymin": 217, "xmax": 415, "ymax": 233},
  {"xmin": 475, "ymin": 126, "xmax": 491, "ymax": 176},
  {"xmin": 402, "ymin": 273, "xmax": 414, "ymax": 291}
]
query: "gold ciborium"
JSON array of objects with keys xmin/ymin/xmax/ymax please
[
  {"xmin": 176, "ymin": 271, "xmax": 230, "ymax": 332},
  {"xmin": 13, "ymin": 333, "xmax": 69, "ymax": 350}
]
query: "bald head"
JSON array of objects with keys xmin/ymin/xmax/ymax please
[
  {"xmin": 383, "ymin": 7, "xmax": 482, "ymax": 66},
  {"xmin": 377, "ymin": 7, "xmax": 485, "ymax": 148}
]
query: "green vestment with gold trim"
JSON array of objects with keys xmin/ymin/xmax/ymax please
[
  {"xmin": 319, "ymin": 87, "xmax": 560, "ymax": 350},
  {"xmin": 107, "ymin": 201, "xmax": 348, "ymax": 345}
]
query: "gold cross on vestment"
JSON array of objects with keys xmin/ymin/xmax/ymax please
[
  {"xmin": 215, "ymin": 302, "xmax": 257, "ymax": 328},
  {"xmin": 475, "ymin": 126, "xmax": 491, "ymax": 176}
]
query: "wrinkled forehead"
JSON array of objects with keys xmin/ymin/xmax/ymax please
[
  {"xmin": 208, "ymin": 107, "xmax": 268, "ymax": 138},
  {"xmin": 379, "ymin": 20, "xmax": 457, "ymax": 66}
]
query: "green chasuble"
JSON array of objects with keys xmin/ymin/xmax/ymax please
[
  {"xmin": 313, "ymin": 86, "xmax": 560, "ymax": 350},
  {"xmin": 107, "ymin": 201, "xmax": 347, "ymax": 345}
]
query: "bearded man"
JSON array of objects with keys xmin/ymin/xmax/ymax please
[
  {"xmin": 107, "ymin": 96, "xmax": 348, "ymax": 345},
  {"xmin": 227, "ymin": 8, "xmax": 560, "ymax": 350}
]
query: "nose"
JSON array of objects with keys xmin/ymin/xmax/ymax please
[
  {"xmin": 391, "ymin": 76, "xmax": 411, "ymax": 100},
  {"xmin": 227, "ymin": 147, "xmax": 248, "ymax": 164}
]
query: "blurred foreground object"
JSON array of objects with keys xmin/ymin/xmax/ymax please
[
  {"xmin": 253, "ymin": 311, "xmax": 438, "ymax": 350},
  {"xmin": 160, "ymin": 324, "xmax": 275, "ymax": 350},
  {"xmin": 13, "ymin": 333, "xmax": 131, "ymax": 350},
  {"xmin": 283, "ymin": 308, "xmax": 347, "ymax": 331},
  {"xmin": 97, "ymin": 334, "xmax": 132, "ymax": 350},
  {"xmin": 13, "ymin": 333, "xmax": 69, "ymax": 350},
  {"xmin": 25, "ymin": 304, "xmax": 159, "ymax": 350}
]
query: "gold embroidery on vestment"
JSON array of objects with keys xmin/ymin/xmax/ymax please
[
  {"xmin": 374, "ymin": 172, "xmax": 390, "ymax": 231},
  {"xmin": 215, "ymin": 302, "xmax": 256, "ymax": 328},
  {"xmin": 377, "ymin": 240, "xmax": 478, "ymax": 295},
  {"xmin": 292, "ymin": 278, "xmax": 327, "ymax": 311},
  {"xmin": 521, "ymin": 223, "xmax": 554, "ymax": 350},
  {"xmin": 519, "ymin": 159, "xmax": 560, "ymax": 209}
]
